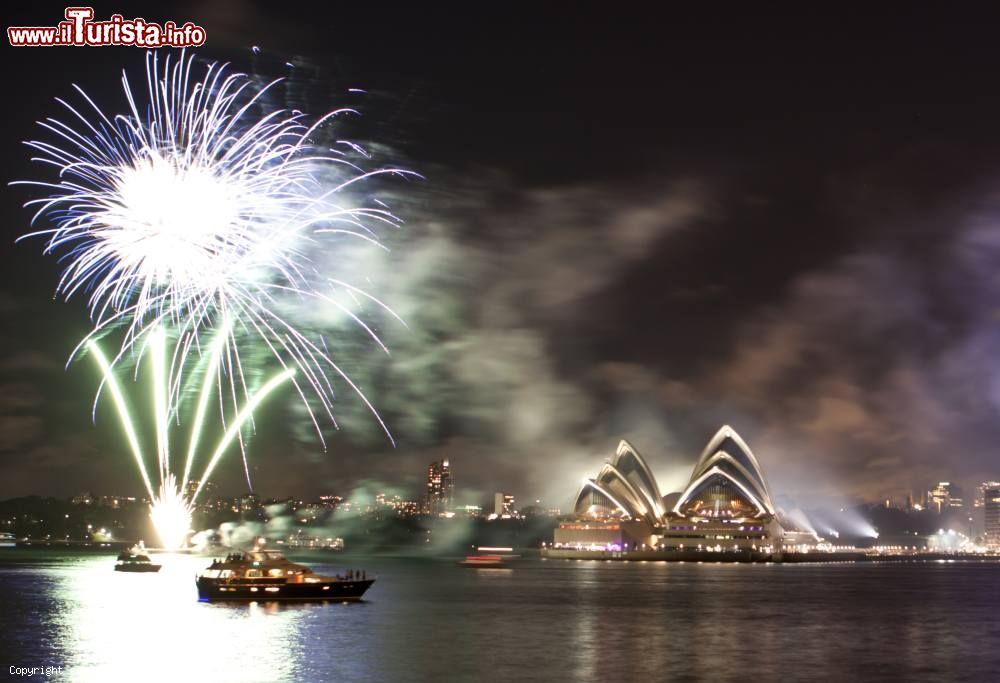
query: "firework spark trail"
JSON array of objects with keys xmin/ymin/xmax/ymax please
[
  {"xmin": 87, "ymin": 341, "xmax": 154, "ymax": 499},
  {"xmin": 191, "ymin": 367, "xmax": 296, "ymax": 503},
  {"xmin": 89, "ymin": 329, "xmax": 295, "ymax": 548},
  {"xmin": 16, "ymin": 50, "xmax": 415, "ymax": 444},
  {"xmin": 181, "ymin": 318, "xmax": 231, "ymax": 492},
  {"xmin": 150, "ymin": 327, "xmax": 169, "ymax": 482}
]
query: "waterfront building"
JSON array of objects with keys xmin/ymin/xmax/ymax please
[
  {"xmin": 660, "ymin": 426, "xmax": 788, "ymax": 551},
  {"xmin": 493, "ymin": 492, "xmax": 516, "ymax": 518},
  {"xmin": 557, "ymin": 426, "xmax": 818, "ymax": 553},
  {"xmin": 984, "ymin": 482, "xmax": 1000, "ymax": 550},
  {"xmin": 927, "ymin": 482, "xmax": 964, "ymax": 513},
  {"xmin": 552, "ymin": 520, "xmax": 651, "ymax": 551},
  {"xmin": 424, "ymin": 459, "xmax": 454, "ymax": 514}
]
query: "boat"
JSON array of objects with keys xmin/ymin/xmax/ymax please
[
  {"xmin": 195, "ymin": 549, "xmax": 374, "ymax": 602},
  {"xmin": 458, "ymin": 546, "xmax": 519, "ymax": 568},
  {"xmin": 114, "ymin": 550, "xmax": 162, "ymax": 572},
  {"xmin": 458, "ymin": 554, "xmax": 510, "ymax": 568}
]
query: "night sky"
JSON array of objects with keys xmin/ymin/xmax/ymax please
[{"xmin": 3, "ymin": 3, "xmax": 1000, "ymax": 508}]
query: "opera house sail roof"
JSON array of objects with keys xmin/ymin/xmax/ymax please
[
  {"xmin": 672, "ymin": 425, "xmax": 776, "ymax": 519},
  {"xmin": 573, "ymin": 439, "xmax": 665, "ymax": 526},
  {"xmin": 573, "ymin": 425, "xmax": 779, "ymax": 526},
  {"xmin": 560, "ymin": 425, "xmax": 824, "ymax": 554}
]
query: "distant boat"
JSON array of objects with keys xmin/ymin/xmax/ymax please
[
  {"xmin": 196, "ymin": 549, "xmax": 374, "ymax": 602},
  {"xmin": 457, "ymin": 554, "xmax": 510, "ymax": 568},
  {"xmin": 114, "ymin": 550, "xmax": 162, "ymax": 573},
  {"xmin": 458, "ymin": 546, "xmax": 519, "ymax": 568}
]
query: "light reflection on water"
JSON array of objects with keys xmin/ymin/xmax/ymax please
[
  {"xmin": 57, "ymin": 555, "xmax": 303, "ymax": 681},
  {"xmin": 2, "ymin": 552, "xmax": 999, "ymax": 681},
  {"xmin": 5, "ymin": 553, "xmax": 371, "ymax": 682}
]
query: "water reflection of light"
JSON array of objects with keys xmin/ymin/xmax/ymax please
[
  {"xmin": 469, "ymin": 568, "xmax": 513, "ymax": 575},
  {"xmin": 570, "ymin": 565, "xmax": 599, "ymax": 681},
  {"xmin": 60, "ymin": 555, "xmax": 303, "ymax": 682}
]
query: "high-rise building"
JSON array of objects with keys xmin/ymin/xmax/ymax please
[
  {"xmin": 984, "ymin": 482, "xmax": 1000, "ymax": 550},
  {"xmin": 425, "ymin": 459, "xmax": 453, "ymax": 514},
  {"xmin": 493, "ymin": 492, "xmax": 516, "ymax": 518},
  {"xmin": 927, "ymin": 482, "xmax": 964, "ymax": 513},
  {"xmin": 975, "ymin": 481, "xmax": 1000, "ymax": 509}
]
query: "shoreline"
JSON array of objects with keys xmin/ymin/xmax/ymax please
[{"xmin": 541, "ymin": 548, "xmax": 1000, "ymax": 563}]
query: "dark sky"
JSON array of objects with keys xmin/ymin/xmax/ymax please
[{"xmin": 3, "ymin": 3, "xmax": 1000, "ymax": 508}]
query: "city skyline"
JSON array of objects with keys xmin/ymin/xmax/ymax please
[
  {"xmin": 7, "ymin": 447, "xmax": 996, "ymax": 533},
  {"xmin": 4, "ymin": 6, "xmax": 1000, "ymax": 511}
]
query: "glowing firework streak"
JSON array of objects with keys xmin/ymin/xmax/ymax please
[
  {"xmin": 181, "ymin": 318, "xmax": 230, "ymax": 492},
  {"xmin": 89, "ymin": 329, "xmax": 294, "ymax": 549},
  {"xmin": 192, "ymin": 367, "xmax": 295, "ymax": 503},
  {"xmin": 150, "ymin": 327, "xmax": 169, "ymax": 482},
  {"xmin": 18, "ymin": 50, "xmax": 413, "ymax": 445},
  {"xmin": 87, "ymin": 341, "xmax": 154, "ymax": 499}
]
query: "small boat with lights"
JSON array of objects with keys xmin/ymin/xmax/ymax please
[
  {"xmin": 457, "ymin": 547, "xmax": 519, "ymax": 568},
  {"xmin": 114, "ymin": 550, "xmax": 162, "ymax": 572},
  {"xmin": 196, "ymin": 550, "xmax": 374, "ymax": 602},
  {"xmin": 458, "ymin": 554, "xmax": 509, "ymax": 568}
]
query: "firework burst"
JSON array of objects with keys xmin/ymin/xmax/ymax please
[
  {"xmin": 88, "ymin": 325, "xmax": 294, "ymax": 549},
  {"xmin": 17, "ymin": 50, "xmax": 414, "ymax": 447}
]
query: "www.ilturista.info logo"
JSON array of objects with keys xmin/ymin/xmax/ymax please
[{"xmin": 8, "ymin": 7, "xmax": 206, "ymax": 47}]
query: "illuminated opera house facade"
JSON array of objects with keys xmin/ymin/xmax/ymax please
[{"xmin": 553, "ymin": 426, "xmax": 819, "ymax": 554}]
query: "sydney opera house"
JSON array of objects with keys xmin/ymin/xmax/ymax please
[{"xmin": 552, "ymin": 426, "xmax": 819, "ymax": 555}]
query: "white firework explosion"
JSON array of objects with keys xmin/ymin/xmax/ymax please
[{"xmin": 17, "ymin": 50, "xmax": 415, "ymax": 448}]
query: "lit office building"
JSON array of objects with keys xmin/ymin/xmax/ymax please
[
  {"xmin": 984, "ymin": 482, "xmax": 1000, "ymax": 551},
  {"xmin": 927, "ymin": 482, "xmax": 964, "ymax": 513},
  {"xmin": 493, "ymin": 492, "xmax": 516, "ymax": 518},
  {"xmin": 975, "ymin": 481, "xmax": 1000, "ymax": 510},
  {"xmin": 424, "ymin": 459, "xmax": 454, "ymax": 514}
]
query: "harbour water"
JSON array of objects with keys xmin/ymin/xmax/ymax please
[{"xmin": 2, "ymin": 550, "xmax": 998, "ymax": 681}]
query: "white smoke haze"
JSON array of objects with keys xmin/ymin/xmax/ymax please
[
  {"xmin": 780, "ymin": 506, "xmax": 819, "ymax": 537},
  {"xmin": 9, "ymin": 72, "xmax": 1000, "ymax": 509},
  {"xmin": 6, "ymin": 33, "xmax": 1000, "ymax": 525},
  {"xmin": 260, "ymin": 168, "xmax": 711, "ymax": 508},
  {"xmin": 244, "ymin": 160, "xmax": 1000, "ymax": 512}
]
